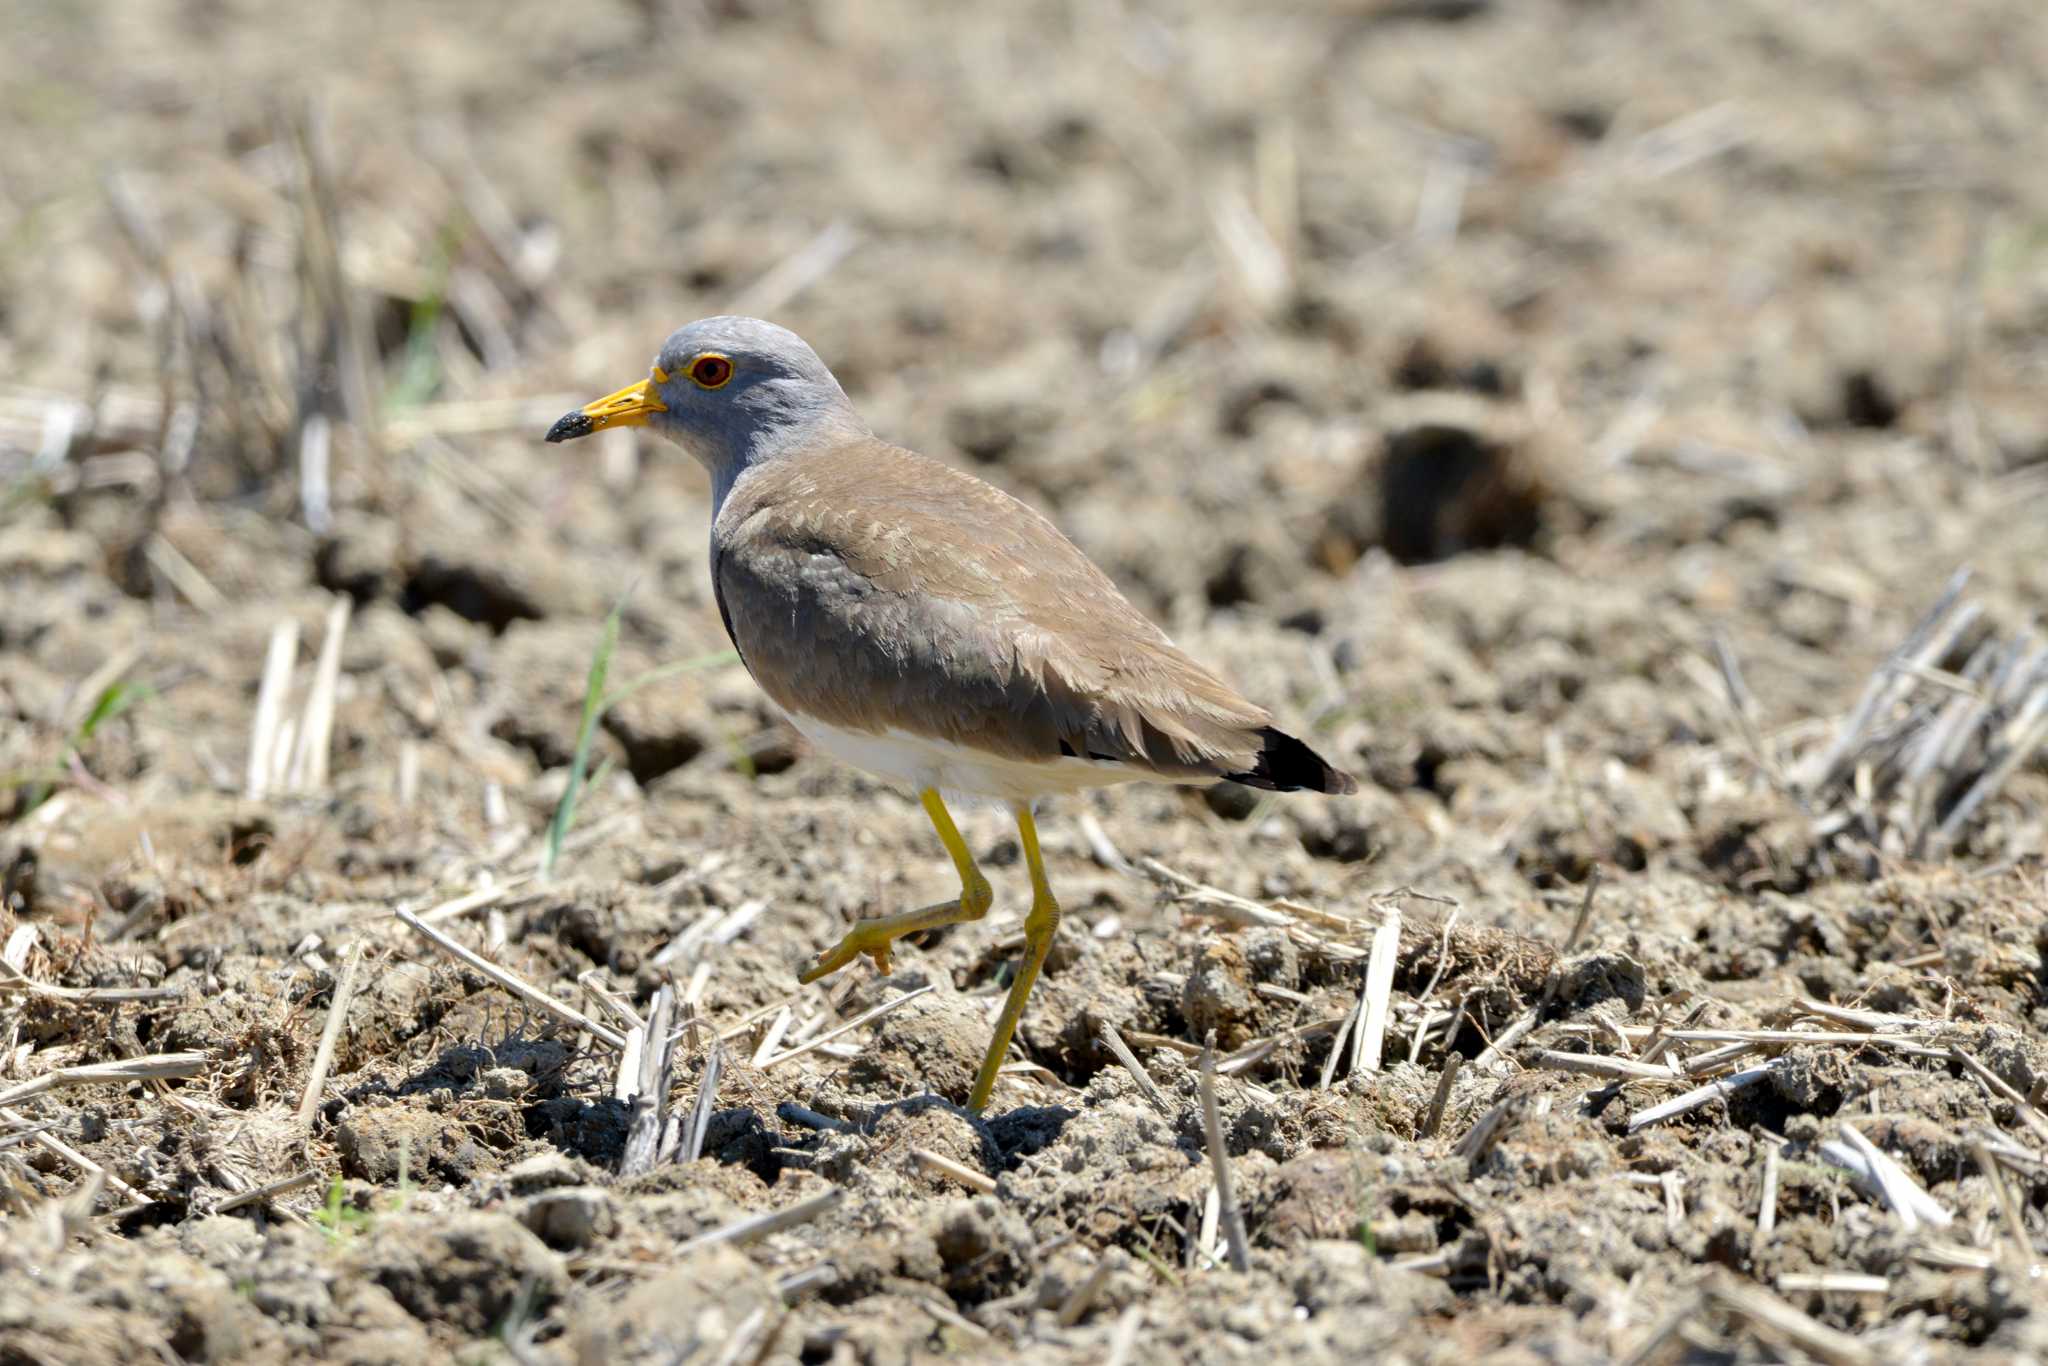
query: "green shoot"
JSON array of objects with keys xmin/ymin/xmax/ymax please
[
  {"xmin": 713, "ymin": 716, "xmax": 758, "ymax": 781},
  {"xmin": 312, "ymin": 1174, "xmax": 373, "ymax": 1243},
  {"xmin": 310, "ymin": 1155, "xmax": 416, "ymax": 1248},
  {"xmin": 601, "ymin": 648, "xmax": 739, "ymax": 710},
  {"xmin": 540, "ymin": 595, "xmax": 740, "ymax": 878},
  {"xmin": 16, "ymin": 676, "xmax": 152, "ymax": 815},
  {"xmin": 75, "ymin": 678, "xmax": 150, "ymax": 744},
  {"xmin": 1349, "ymin": 1147, "xmax": 1378, "ymax": 1255},
  {"xmin": 382, "ymin": 219, "xmax": 465, "ymax": 411},
  {"xmin": 540, "ymin": 593, "xmax": 622, "ymax": 879}
]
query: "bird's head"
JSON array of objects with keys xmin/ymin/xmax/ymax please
[{"xmin": 547, "ymin": 315, "xmax": 865, "ymax": 494}]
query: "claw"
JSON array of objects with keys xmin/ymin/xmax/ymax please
[{"xmin": 797, "ymin": 941, "xmax": 853, "ymax": 985}]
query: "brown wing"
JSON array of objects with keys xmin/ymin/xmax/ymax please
[{"xmin": 711, "ymin": 438, "xmax": 1280, "ymax": 781}]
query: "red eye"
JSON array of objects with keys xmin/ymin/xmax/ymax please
[{"xmin": 689, "ymin": 354, "xmax": 733, "ymax": 388}]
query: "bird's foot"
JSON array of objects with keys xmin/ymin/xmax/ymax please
[
  {"xmin": 797, "ymin": 882, "xmax": 991, "ymax": 986},
  {"xmin": 798, "ymin": 922, "xmax": 899, "ymax": 982}
]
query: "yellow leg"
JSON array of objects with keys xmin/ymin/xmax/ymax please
[
  {"xmin": 967, "ymin": 803, "xmax": 1061, "ymax": 1114},
  {"xmin": 799, "ymin": 789, "xmax": 994, "ymax": 983}
]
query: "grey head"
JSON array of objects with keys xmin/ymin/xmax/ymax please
[{"xmin": 546, "ymin": 316, "xmax": 869, "ymax": 505}]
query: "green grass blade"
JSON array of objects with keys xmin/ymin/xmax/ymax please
[
  {"xmin": 540, "ymin": 595, "xmax": 623, "ymax": 879},
  {"xmin": 75, "ymin": 680, "xmax": 151, "ymax": 744},
  {"xmin": 19, "ymin": 677, "xmax": 152, "ymax": 815},
  {"xmin": 601, "ymin": 648, "xmax": 739, "ymax": 710},
  {"xmin": 381, "ymin": 219, "xmax": 464, "ymax": 411}
]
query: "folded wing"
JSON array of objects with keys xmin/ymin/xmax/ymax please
[{"xmin": 712, "ymin": 439, "xmax": 1349, "ymax": 790}]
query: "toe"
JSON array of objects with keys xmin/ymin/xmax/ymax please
[{"xmin": 798, "ymin": 942, "xmax": 853, "ymax": 984}]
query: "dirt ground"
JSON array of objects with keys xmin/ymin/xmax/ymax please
[{"xmin": 4, "ymin": 1, "xmax": 2048, "ymax": 1361}]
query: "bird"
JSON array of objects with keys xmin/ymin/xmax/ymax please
[{"xmin": 547, "ymin": 316, "xmax": 1354, "ymax": 1113}]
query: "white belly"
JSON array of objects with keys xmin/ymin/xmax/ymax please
[{"xmin": 782, "ymin": 711, "xmax": 1156, "ymax": 805}]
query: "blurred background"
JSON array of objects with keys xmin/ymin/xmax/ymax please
[
  {"xmin": 3, "ymin": 2, "xmax": 2048, "ymax": 1357},
  {"xmin": 6, "ymin": 0, "xmax": 2046, "ymax": 874},
  {"xmin": 3, "ymin": 1, "xmax": 2044, "ymax": 829}
]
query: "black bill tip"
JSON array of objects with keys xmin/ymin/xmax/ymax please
[{"xmin": 545, "ymin": 411, "xmax": 595, "ymax": 444}]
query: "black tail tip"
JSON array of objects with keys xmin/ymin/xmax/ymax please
[{"xmin": 1226, "ymin": 727, "xmax": 1358, "ymax": 795}]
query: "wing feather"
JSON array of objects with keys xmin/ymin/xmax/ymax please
[{"xmin": 711, "ymin": 439, "xmax": 1275, "ymax": 780}]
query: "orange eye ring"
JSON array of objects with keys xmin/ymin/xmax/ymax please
[{"xmin": 688, "ymin": 353, "xmax": 734, "ymax": 389}]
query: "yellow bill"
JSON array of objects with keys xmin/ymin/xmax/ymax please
[{"xmin": 546, "ymin": 368, "xmax": 668, "ymax": 443}]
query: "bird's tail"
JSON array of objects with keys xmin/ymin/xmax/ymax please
[{"xmin": 1225, "ymin": 727, "xmax": 1358, "ymax": 795}]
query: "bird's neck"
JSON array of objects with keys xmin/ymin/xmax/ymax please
[{"xmin": 705, "ymin": 419, "xmax": 864, "ymax": 518}]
